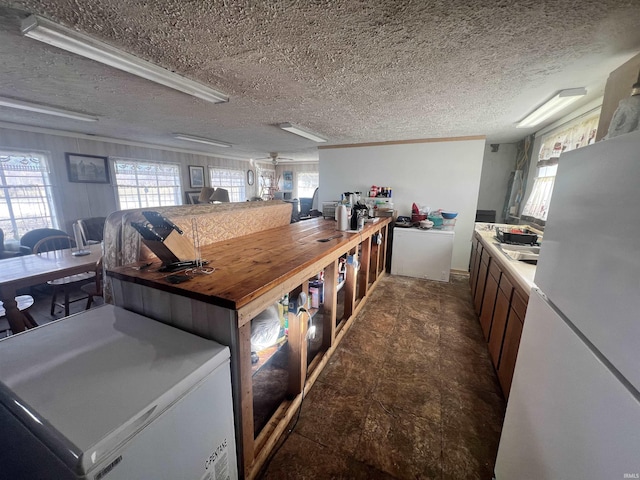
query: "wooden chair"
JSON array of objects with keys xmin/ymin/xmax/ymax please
[
  {"xmin": 81, "ymin": 257, "xmax": 104, "ymax": 309},
  {"xmin": 0, "ymin": 295, "xmax": 37, "ymax": 337},
  {"xmin": 32, "ymin": 235, "xmax": 96, "ymax": 317},
  {"xmin": 20, "ymin": 228, "xmax": 69, "ymax": 253}
]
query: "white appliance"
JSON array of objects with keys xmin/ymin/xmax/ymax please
[
  {"xmin": 391, "ymin": 227, "xmax": 454, "ymax": 282},
  {"xmin": 0, "ymin": 305, "xmax": 237, "ymax": 480},
  {"xmin": 495, "ymin": 131, "xmax": 640, "ymax": 479}
]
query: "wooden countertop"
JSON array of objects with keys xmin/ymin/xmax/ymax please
[{"xmin": 107, "ymin": 217, "xmax": 390, "ymax": 312}]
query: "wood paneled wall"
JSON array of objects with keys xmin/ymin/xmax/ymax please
[{"xmin": 0, "ymin": 127, "xmax": 254, "ymax": 234}]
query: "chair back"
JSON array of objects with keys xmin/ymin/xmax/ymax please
[
  {"xmin": 20, "ymin": 228, "xmax": 69, "ymax": 252},
  {"xmin": 32, "ymin": 235, "xmax": 74, "ymax": 254},
  {"xmin": 77, "ymin": 217, "xmax": 106, "ymax": 242}
]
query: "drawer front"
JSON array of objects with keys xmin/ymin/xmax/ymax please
[
  {"xmin": 481, "ymin": 248, "xmax": 491, "ymax": 265},
  {"xmin": 511, "ymin": 289, "xmax": 529, "ymax": 320},
  {"xmin": 499, "ymin": 272, "xmax": 514, "ymax": 298},
  {"xmin": 489, "ymin": 260, "xmax": 502, "ymax": 281}
]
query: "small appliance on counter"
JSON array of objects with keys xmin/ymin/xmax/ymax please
[{"xmin": 495, "ymin": 226, "xmax": 539, "ymax": 245}]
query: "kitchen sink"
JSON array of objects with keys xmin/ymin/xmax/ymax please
[{"xmin": 498, "ymin": 244, "xmax": 540, "ymax": 262}]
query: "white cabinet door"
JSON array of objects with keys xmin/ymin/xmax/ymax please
[{"xmin": 391, "ymin": 228, "xmax": 454, "ymax": 282}]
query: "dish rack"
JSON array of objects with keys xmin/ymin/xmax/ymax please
[{"xmin": 496, "ymin": 227, "xmax": 539, "ymax": 245}]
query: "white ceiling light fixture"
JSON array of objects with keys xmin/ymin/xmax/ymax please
[
  {"xmin": 21, "ymin": 15, "xmax": 229, "ymax": 104},
  {"xmin": 278, "ymin": 123, "xmax": 327, "ymax": 143},
  {"xmin": 173, "ymin": 133, "xmax": 232, "ymax": 148},
  {"xmin": 516, "ymin": 88, "xmax": 587, "ymax": 128},
  {"xmin": 0, "ymin": 96, "xmax": 98, "ymax": 122}
]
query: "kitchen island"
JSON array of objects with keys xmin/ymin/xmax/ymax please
[
  {"xmin": 470, "ymin": 223, "xmax": 538, "ymax": 398},
  {"xmin": 107, "ymin": 217, "xmax": 391, "ymax": 479}
]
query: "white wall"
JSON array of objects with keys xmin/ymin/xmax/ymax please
[
  {"xmin": 0, "ymin": 126, "xmax": 255, "ymax": 235},
  {"xmin": 477, "ymin": 143, "xmax": 518, "ymax": 223},
  {"xmin": 318, "ymin": 138, "xmax": 485, "ymax": 271}
]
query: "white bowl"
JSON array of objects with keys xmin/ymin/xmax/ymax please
[{"xmin": 419, "ymin": 220, "xmax": 434, "ymax": 229}]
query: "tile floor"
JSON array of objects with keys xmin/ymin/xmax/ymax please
[{"xmin": 259, "ymin": 273, "xmax": 506, "ymax": 480}]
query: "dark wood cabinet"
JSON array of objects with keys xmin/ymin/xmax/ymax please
[
  {"xmin": 470, "ymin": 231, "xmax": 530, "ymax": 399},
  {"xmin": 497, "ymin": 306, "xmax": 524, "ymax": 399},
  {"xmin": 474, "ymin": 249, "xmax": 491, "ymax": 315},
  {"xmin": 479, "ymin": 261, "xmax": 501, "ymax": 341}
]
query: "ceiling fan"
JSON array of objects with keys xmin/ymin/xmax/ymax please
[{"xmin": 255, "ymin": 152, "xmax": 294, "ymax": 166}]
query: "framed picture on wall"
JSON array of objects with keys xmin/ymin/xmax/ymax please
[
  {"xmin": 65, "ymin": 153, "xmax": 110, "ymax": 184},
  {"xmin": 189, "ymin": 165, "xmax": 205, "ymax": 188},
  {"xmin": 185, "ymin": 191, "xmax": 201, "ymax": 204},
  {"xmin": 283, "ymin": 170, "xmax": 293, "ymax": 191}
]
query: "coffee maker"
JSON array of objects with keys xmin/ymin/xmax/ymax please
[{"xmin": 350, "ymin": 203, "xmax": 368, "ymax": 230}]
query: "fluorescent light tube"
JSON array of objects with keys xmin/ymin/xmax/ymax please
[
  {"xmin": 516, "ymin": 88, "xmax": 587, "ymax": 128},
  {"xmin": 21, "ymin": 15, "xmax": 229, "ymax": 104},
  {"xmin": 173, "ymin": 134, "xmax": 232, "ymax": 148},
  {"xmin": 278, "ymin": 123, "xmax": 327, "ymax": 143},
  {"xmin": 0, "ymin": 96, "xmax": 98, "ymax": 122}
]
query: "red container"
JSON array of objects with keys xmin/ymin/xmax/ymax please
[{"xmin": 411, "ymin": 214, "xmax": 427, "ymax": 223}]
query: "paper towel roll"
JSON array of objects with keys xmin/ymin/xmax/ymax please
[
  {"xmin": 336, "ymin": 205, "xmax": 348, "ymax": 231},
  {"xmin": 73, "ymin": 222, "xmax": 85, "ymax": 251}
]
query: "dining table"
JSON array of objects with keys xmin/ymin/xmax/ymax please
[{"xmin": 0, "ymin": 243, "xmax": 102, "ymax": 333}]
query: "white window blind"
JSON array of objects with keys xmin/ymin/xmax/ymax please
[
  {"xmin": 208, "ymin": 167, "xmax": 245, "ymax": 202},
  {"xmin": 0, "ymin": 150, "xmax": 56, "ymax": 240},
  {"xmin": 112, "ymin": 158, "xmax": 182, "ymax": 209}
]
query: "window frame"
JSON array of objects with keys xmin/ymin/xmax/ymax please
[
  {"xmin": 0, "ymin": 149, "xmax": 57, "ymax": 241},
  {"xmin": 296, "ymin": 171, "xmax": 319, "ymax": 199},
  {"xmin": 111, "ymin": 157, "xmax": 183, "ymax": 210},
  {"xmin": 207, "ymin": 167, "xmax": 246, "ymax": 202}
]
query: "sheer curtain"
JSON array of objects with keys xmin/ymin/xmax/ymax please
[{"xmin": 522, "ymin": 113, "xmax": 599, "ymax": 223}]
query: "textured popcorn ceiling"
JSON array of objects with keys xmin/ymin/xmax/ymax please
[{"xmin": 0, "ymin": 1, "xmax": 639, "ymax": 161}]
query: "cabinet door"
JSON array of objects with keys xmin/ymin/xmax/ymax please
[
  {"xmin": 488, "ymin": 288, "xmax": 510, "ymax": 367},
  {"xmin": 497, "ymin": 309, "xmax": 524, "ymax": 399},
  {"xmin": 473, "ymin": 251, "xmax": 490, "ymax": 315},
  {"xmin": 479, "ymin": 272, "xmax": 499, "ymax": 341},
  {"xmin": 469, "ymin": 237, "xmax": 478, "ymax": 285},
  {"xmin": 470, "ymin": 243, "xmax": 483, "ymax": 300}
]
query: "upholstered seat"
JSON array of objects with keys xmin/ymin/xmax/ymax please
[
  {"xmin": 0, "ymin": 228, "xmax": 30, "ymax": 259},
  {"xmin": 78, "ymin": 217, "xmax": 106, "ymax": 243}
]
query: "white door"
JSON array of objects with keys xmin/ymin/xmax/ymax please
[{"xmin": 495, "ymin": 290, "xmax": 640, "ymax": 480}]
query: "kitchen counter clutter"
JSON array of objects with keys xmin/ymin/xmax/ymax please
[
  {"xmin": 107, "ymin": 217, "xmax": 391, "ymax": 480},
  {"xmin": 470, "ymin": 223, "xmax": 538, "ymax": 398}
]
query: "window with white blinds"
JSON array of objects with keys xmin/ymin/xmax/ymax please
[
  {"xmin": 296, "ymin": 172, "xmax": 319, "ymax": 198},
  {"xmin": 112, "ymin": 158, "xmax": 182, "ymax": 209},
  {"xmin": 0, "ymin": 150, "xmax": 56, "ymax": 240},
  {"xmin": 208, "ymin": 167, "xmax": 245, "ymax": 202}
]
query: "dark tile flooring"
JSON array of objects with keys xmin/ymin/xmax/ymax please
[
  {"xmin": 259, "ymin": 273, "xmax": 506, "ymax": 480},
  {"xmin": 0, "ymin": 283, "xmax": 104, "ymax": 335}
]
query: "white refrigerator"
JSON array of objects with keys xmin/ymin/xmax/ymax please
[
  {"xmin": 495, "ymin": 131, "xmax": 640, "ymax": 479},
  {"xmin": 0, "ymin": 304, "xmax": 237, "ymax": 480}
]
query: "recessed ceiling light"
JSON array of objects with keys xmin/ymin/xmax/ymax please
[
  {"xmin": 0, "ymin": 96, "xmax": 98, "ymax": 122},
  {"xmin": 173, "ymin": 134, "xmax": 232, "ymax": 148},
  {"xmin": 278, "ymin": 123, "xmax": 327, "ymax": 143},
  {"xmin": 21, "ymin": 15, "xmax": 229, "ymax": 104},
  {"xmin": 516, "ymin": 88, "xmax": 587, "ymax": 128}
]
